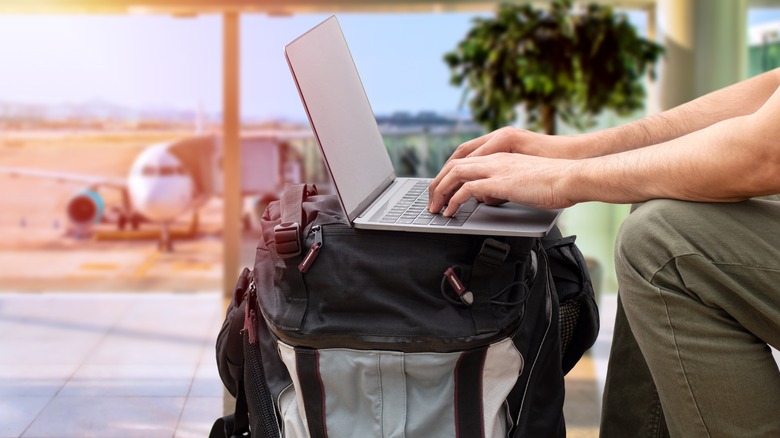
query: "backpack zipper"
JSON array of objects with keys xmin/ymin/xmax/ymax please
[
  {"xmin": 243, "ymin": 272, "xmax": 258, "ymax": 345},
  {"xmin": 298, "ymin": 225, "xmax": 323, "ymax": 273}
]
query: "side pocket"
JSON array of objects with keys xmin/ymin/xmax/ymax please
[
  {"xmin": 243, "ymin": 271, "xmax": 284, "ymax": 438},
  {"xmin": 216, "ymin": 267, "xmax": 252, "ymax": 397},
  {"xmin": 482, "ymin": 338, "xmax": 524, "ymax": 438},
  {"xmin": 543, "ymin": 235, "xmax": 600, "ymax": 375},
  {"xmin": 278, "ymin": 383, "xmax": 308, "ymax": 438}
]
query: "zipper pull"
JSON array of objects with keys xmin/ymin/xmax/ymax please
[
  {"xmin": 248, "ymin": 274, "xmax": 257, "ymax": 296},
  {"xmin": 444, "ymin": 267, "xmax": 474, "ymax": 306},
  {"xmin": 244, "ymin": 308, "xmax": 258, "ymax": 345},
  {"xmin": 298, "ymin": 225, "xmax": 323, "ymax": 273},
  {"xmin": 243, "ymin": 272, "xmax": 258, "ymax": 345}
]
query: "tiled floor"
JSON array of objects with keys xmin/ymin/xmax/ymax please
[
  {"xmin": 0, "ymin": 291, "xmax": 615, "ymax": 437},
  {"xmin": 0, "ymin": 293, "xmax": 223, "ymax": 438}
]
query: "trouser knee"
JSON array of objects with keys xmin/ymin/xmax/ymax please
[{"xmin": 615, "ymin": 199, "xmax": 692, "ymax": 284}]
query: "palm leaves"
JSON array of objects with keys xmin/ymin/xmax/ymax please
[{"xmin": 445, "ymin": 1, "xmax": 663, "ymax": 134}]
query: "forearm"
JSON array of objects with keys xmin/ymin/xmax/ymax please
[
  {"xmin": 431, "ymin": 70, "xmax": 780, "ymax": 212},
  {"xmin": 566, "ymin": 68, "xmax": 780, "ymax": 159},
  {"xmin": 562, "ymin": 115, "xmax": 780, "ymax": 204}
]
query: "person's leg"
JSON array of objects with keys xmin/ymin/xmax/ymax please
[
  {"xmin": 600, "ymin": 295, "xmax": 669, "ymax": 438},
  {"xmin": 615, "ymin": 197, "xmax": 780, "ymax": 437}
]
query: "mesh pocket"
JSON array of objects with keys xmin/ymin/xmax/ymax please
[
  {"xmin": 559, "ymin": 300, "xmax": 582, "ymax": 360},
  {"xmin": 244, "ymin": 331, "xmax": 281, "ymax": 436}
]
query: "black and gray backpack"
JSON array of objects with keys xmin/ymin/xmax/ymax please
[{"xmin": 214, "ymin": 184, "xmax": 598, "ymax": 438}]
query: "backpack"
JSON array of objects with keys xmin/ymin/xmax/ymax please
[{"xmin": 214, "ymin": 184, "xmax": 598, "ymax": 438}]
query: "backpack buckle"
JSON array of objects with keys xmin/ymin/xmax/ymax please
[
  {"xmin": 274, "ymin": 222, "xmax": 301, "ymax": 258},
  {"xmin": 477, "ymin": 238, "xmax": 511, "ymax": 268}
]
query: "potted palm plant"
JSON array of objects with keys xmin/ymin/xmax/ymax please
[{"xmin": 445, "ymin": 0, "xmax": 663, "ymax": 134}]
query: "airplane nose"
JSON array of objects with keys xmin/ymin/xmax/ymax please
[{"xmin": 130, "ymin": 178, "xmax": 192, "ymax": 222}]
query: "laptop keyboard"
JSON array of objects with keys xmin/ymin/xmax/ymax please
[{"xmin": 375, "ymin": 180, "xmax": 479, "ymax": 227}]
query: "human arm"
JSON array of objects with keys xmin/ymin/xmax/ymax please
[
  {"xmin": 429, "ymin": 76, "xmax": 780, "ymax": 215},
  {"xmin": 562, "ymin": 81, "xmax": 780, "ymax": 205},
  {"xmin": 579, "ymin": 67, "xmax": 780, "ymax": 157},
  {"xmin": 444, "ymin": 68, "xmax": 780, "ymax": 162}
]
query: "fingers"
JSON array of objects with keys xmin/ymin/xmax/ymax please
[
  {"xmin": 444, "ymin": 179, "xmax": 502, "ymax": 217},
  {"xmin": 443, "ymin": 183, "xmax": 478, "ymax": 217},
  {"xmin": 464, "ymin": 128, "xmax": 519, "ymax": 159},
  {"xmin": 428, "ymin": 157, "xmax": 466, "ymax": 213},
  {"xmin": 429, "ymin": 156, "xmax": 495, "ymax": 215},
  {"xmin": 428, "ymin": 160, "xmax": 455, "ymax": 211},
  {"xmin": 429, "ymin": 127, "xmax": 519, "ymax": 212},
  {"xmin": 446, "ymin": 130, "xmax": 499, "ymax": 162},
  {"xmin": 429, "ymin": 132, "xmax": 500, "ymax": 209}
]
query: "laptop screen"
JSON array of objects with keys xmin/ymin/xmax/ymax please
[{"xmin": 285, "ymin": 16, "xmax": 396, "ymax": 221}]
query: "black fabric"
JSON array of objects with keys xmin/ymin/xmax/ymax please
[
  {"xmin": 542, "ymin": 230, "xmax": 600, "ymax": 375},
  {"xmin": 559, "ymin": 300, "xmax": 582, "ymax": 358},
  {"xmin": 242, "ymin": 275, "xmax": 282, "ymax": 438},
  {"xmin": 216, "ymin": 268, "xmax": 252, "ymax": 397},
  {"xmin": 467, "ymin": 239, "xmax": 509, "ymax": 335},
  {"xmin": 209, "ymin": 414, "xmax": 239, "ymax": 438},
  {"xmin": 295, "ymin": 349, "xmax": 327, "ymax": 438},
  {"xmin": 278, "ymin": 257, "xmax": 308, "ymax": 332},
  {"xmin": 505, "ymin": 246, "xmax": 566, "ymax": 437},
  {"xmin": 244, "ymin": 331, "xmax": 280, "ymax": 437},
  {"xmin": 277, "ymin": 184, "xmax": 312, "ymax": 332},
  {"xmin": 455, "ymin": 346, "xmax": 488, "ymax": 438},
  {"xmin": 214, "ymin": 267, "xmax": 282, "ymax": 438},
  {"xmin": 256, "ymin": 193, "xmax": 536, "ymax": 349}
]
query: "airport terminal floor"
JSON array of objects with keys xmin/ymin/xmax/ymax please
[{"xmin": 1, "ymin": 292, "xmax": 614, "ymax": 437}]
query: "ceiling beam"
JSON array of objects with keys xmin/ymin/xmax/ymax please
[{"xmin": 0, "ymin": 0, "xmax": 658, "ymax": 15}]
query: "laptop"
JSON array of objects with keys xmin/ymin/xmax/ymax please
[{"xmin": 284, "ymin": 15, "xmax": 562, "ymax": 237}]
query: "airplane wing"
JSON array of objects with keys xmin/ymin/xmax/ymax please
[{"xmin": 0, "ymin": 166, "xmax": 126, "ymax": 189}]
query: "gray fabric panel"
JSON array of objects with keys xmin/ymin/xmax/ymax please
[
  {"xmin": 379, "ymin": 353, "xmax": 407, "ymax": 438},
  {"xmin": 483, "ymin": 338, "xmax": 524, "ymax": 437},
  {"xmin": 278, "ymin": 384, "xmax": 309, "ymax": 438},
  {"xmin": 317, "ymin": 348, "xmax": 462, "ymax": 438},
  {"xmin": 277, "ymin": 342, "xmax": 312, "ymax": 437},
  {"xmin": 281, "ymin": 342, "xmax": 521, "ymax": 438},
  {"xmin": 402, "ymin": 352, "xmax": 461, "ymax": 438},
  {"xmin": 317, "ymin": 349, "xmax": 383, "ymax": 437}
]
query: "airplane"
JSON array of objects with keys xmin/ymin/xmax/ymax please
[{"xmin": 0, "ymin": 130, "xmax": 313, "ymax": 251}]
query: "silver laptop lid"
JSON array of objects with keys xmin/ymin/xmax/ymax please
[{"xmin": 285, "ymin": 16, "xmax": 395, "ymax": 222}]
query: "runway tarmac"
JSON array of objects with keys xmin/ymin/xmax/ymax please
[{"xmin": 0, "ymin": 213, "xmax": 262, "ymax": 292}]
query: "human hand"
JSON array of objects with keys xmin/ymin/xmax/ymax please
[
  {"xmin": 428, "ymin": 127, "xmax": 582, "ymax": 215},
  {"xmin": 428, "ymin": 152, "xmax": 576, "ymax": 216},
  {"xmin": 443, "ymin": 126, "xmax": 580, "ymax": 164}
]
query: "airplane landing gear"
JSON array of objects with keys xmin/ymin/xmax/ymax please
[
  {"xmin": 117, "ymin": 212, "xmax": 141, "ymax": 231},
  {"xmin": 158, "ymin": 225, "xmax": 173, "ymax": 252}
]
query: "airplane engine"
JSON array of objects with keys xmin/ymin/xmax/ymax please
[{"xmin": 66, "ymin": 189, "xmax": 105, "ymax": 226}]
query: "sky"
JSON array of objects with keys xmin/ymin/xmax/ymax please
[{"xmin": 1, "ymin": 8, "xmax": 779, "ymax": 122}]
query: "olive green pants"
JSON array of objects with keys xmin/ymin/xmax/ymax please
[{"xmin": 600, "ymin": 197, "xmax": 780, "ymax": 438}]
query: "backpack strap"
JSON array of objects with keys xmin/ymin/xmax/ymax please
[
  {"xmin": 212, "ymin": 319, "xmax": 282, "ymax": 438},
  {"xmin": 209, "ymin": 380, "xmax": 250, "ymax": 438},
  {"xmin": 468, "ymin": 238, "xmax": 511, "ymax": 335},
  {"xmin": 455, "ymin": 345, "xmax": 490, "ymax": 436},
  {"xmin": 209, "ymin": 273, "xmax": 256, "ymax": 438},
  {"xmin": 274, "ymin": 184, "xmax": 318, "ymax": 332},
  {"xmin": 244, "ymin": 271, "xmax": 282, "ymax": 437}
]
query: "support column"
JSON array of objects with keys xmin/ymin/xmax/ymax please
[
  {"xmin": 658, "ymin": 0, "xmax": 747, "ymax": 110},
  {"xmin": 223, "ymin": 12, "xmax": 241, "ymax": 301},
  {"xmin": 222, "ymin": 11, "xmax": 241, "ymax": 416}
]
